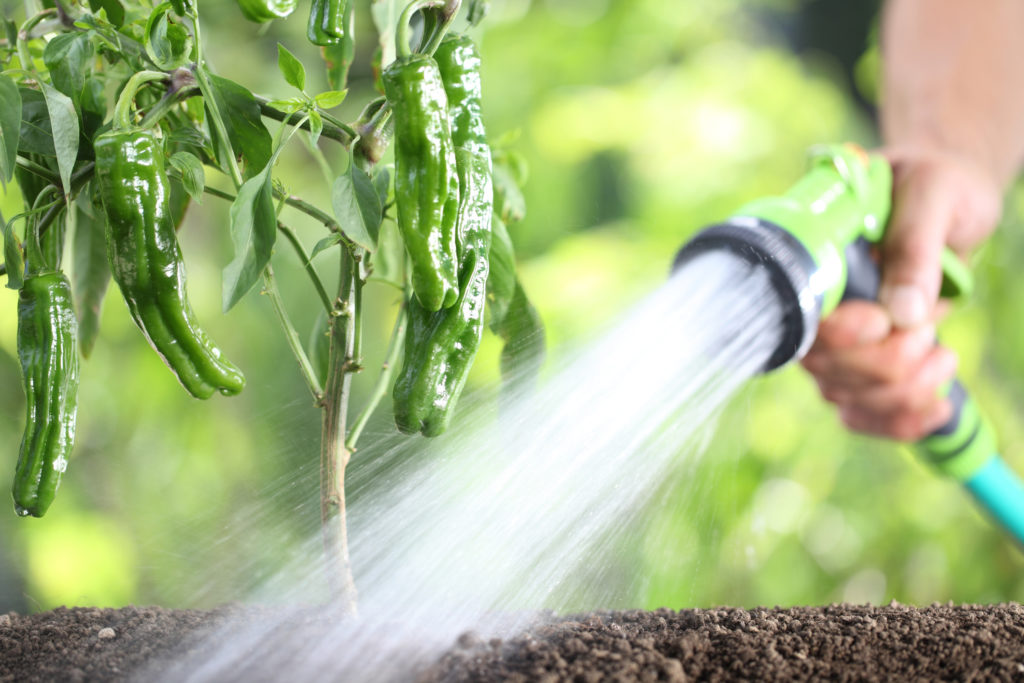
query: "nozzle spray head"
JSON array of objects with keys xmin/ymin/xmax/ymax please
[{"xmin": 673, "ymin": 144, "xmax": 893, "ymax": 371}]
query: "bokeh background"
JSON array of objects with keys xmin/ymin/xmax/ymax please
[{"xmin": 2, "ymin": 0, "xmax": 1023, "ymax": 614}]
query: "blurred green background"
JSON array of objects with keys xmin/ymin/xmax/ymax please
[{"xmin": 2, "ymin": 0, "xmax": 1023, "ymax": 615}]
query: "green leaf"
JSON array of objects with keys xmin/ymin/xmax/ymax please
[
  {"xmin": 277, "ymin": 43, "xmax": 306, "ymax": 91},
  {"xmin": 145, "ymin": 3, "xmax": 194, "ymax": 70},
  {"xmin": 86, "ymin": 0, "xmax": 126, "ymax": 26},
  {"xmin": 3, "ymin": 218, "xmax": 24, "ymax": 290},
  {"xmin": 486, "ymin": 213, "xmax": 516, "ymax": 330},
  {"xmin": 265, "ymin": 97, "xmax": 307, "ymax": 114},
  {"xmin": 205, "ymin": 74, "xmax": 273, "ymax": 178},
  {"xmin": 72, "ymin": 193, "xmax": 110, "ymax": 357},
  {"xmin": 168, "ymin": 151, "xmax": 205, "ymax": 204},
  {"xmin": 368, "ymin": 218, "xmax": 404, "ymax": 287},
  {"xmin": 0, "ymin": 76, "xmax": 21, "ymax": 186},
  {"xmin": 311, "ymin": 233, "xmax": 343, "ymax": 260},
  {"xmin": 39, "ymin": 83, "xmax": 79, "ymax": 197},
  {"xmin": 371, "ymin": 0, "xmax": 402, "ymax": 68},
  {"xmin": 314, "ymin": 90, "xmax": 347, "ymax": 110},
  {"xmin": 18, "ymin": 88, "xmax": 55, "ymax": 158},
  {"xmin": 498, "ymin": 283, "xmax": 545, "ymax": 385},
  {"xmin": 79, "ymin": 77, "xmax": 106, "ymax": 138},
  {"xmin": 372, "ymin": 167, "xmax": 391, "ymax": 208},
  {"xmin": 492, "ymin": 161, "xmax": 526, "ymax": 225},
  {"xmin": 223, "ymin": 161, "xmax": 277, "ymax": 311},
  {"xmin": 331, "ymin": 157, "xmax": 381, "ymax": 251},
  {"xmin": 308, "ymin": 109, "xmax": 323, "ymax": 147},
  {"xmin": 43, "ymin": 33, "xmax": 94, "ymax": 114},
  {"xmin": 467, "ymin": 0, "xmax": 490, "ymax": 26}
]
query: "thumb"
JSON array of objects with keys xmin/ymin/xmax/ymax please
[{"xmin": 879, "ymin": 172, "xmax": 951, "ymax": 330}]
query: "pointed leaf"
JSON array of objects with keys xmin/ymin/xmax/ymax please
[
  {"xmin": 372, "ymin": 167, "xmax": 391, "ymax": 207},
  {"xmin": 39, "ymin": 83, "xmax": 79, "ymax": 197},
  {"xmin": 205, "ymin": 74, "xmax": 272, "ymax": 177},
  {"xmin": 43, "ymin": 33, "xmax": 93, "ymax": 113},
  {"xmin": 311, "ymin": 233, "xmax": 343, "ymax": 260},
  {"xmin": 277, "ymin": 43, "xmax": 306, "ymax": 91},
  {"xmin": 223, "ymin": 163, "xmax": 276, "ymax": 310},
  {"xmin": 86, "ymin": 0, "xmax": 126, "ymax": 26},
  {"xmin": 308, "ymin": 109, "xmax": 323, "ymax": 148},
  {"xmin": 168, "ymin": 151, "xmax": 205, "ymax": 204},
  {"xmin": 72, "ymin": 194, "xmax": 110, "ymax": 357},
  {"xmin": 368, "ymin": 218, "xmax": 404, "ymax": 287},
  {"xmin": 331, "ymin": 158, "xmax": 381, "ymax": 251},
  {"xmin": 314, "ymin": 90, "xmax": 347, "ymax": 110},
  {"xmin": 498, "ymin": 283, "xmax": 545, "ymax": 384},
  {"xmin": 486, "ymin": 214, "xmax": 516, "ymax": 330},
  {"xmin": 0, "ymin": 76, "xmax": 20, "ymax": 185},
  {"xmin": 4, "ymin": 218, "xmax": 24, "ymax": 290},
  {"xmin": 492, "ymin": 161, "xmax": 525, "ymax": 225},
  {"xmin": 18, "ymin": 88, "xmax": 54, "ymax": 158},
  {"xmin": 266, "ymin": 97, "xmax": 306, "ymax": 114}
]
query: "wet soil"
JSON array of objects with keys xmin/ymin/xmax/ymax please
[{"xmin": 1, "ymin": 602, "xmax": 1022, "ymax": 681}]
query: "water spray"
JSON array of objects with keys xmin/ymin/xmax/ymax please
[{"xmin": 674, "ymin": 143, "xmax": 1024, "ymax": 547}]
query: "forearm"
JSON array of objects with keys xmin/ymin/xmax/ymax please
[{"xmin": 882, "ymin": 0, "xmax": 1024, "ymax": 188}]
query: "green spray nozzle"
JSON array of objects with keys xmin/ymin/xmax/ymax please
[{"xmin": 673, "ymin": 143, "xmax": 1024, "ymax": 548}]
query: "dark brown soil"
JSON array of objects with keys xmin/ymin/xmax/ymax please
[{"xmin": 1, "ymin": 602, "xmax": 1023, "ymax": 682}]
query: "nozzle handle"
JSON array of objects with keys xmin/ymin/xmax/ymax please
[{"xmin": 843, "ymin": 239, "xmax": 1024, "ymax": 548}]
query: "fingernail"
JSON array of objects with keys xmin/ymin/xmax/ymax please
[
  {"xmin": 880, "ymin": 284, "xmax": 929, "ymax": 329},
  {"xmin": 857, "ymin": 313, "xmax": 891, "ymax": 344}
]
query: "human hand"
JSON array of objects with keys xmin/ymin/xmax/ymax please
[{"xmin": 801, "ymin": 147, "xmax": 1003, "ymax": 440}]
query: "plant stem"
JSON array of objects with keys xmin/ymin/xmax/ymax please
[
  {"xmin": 320, "ymin": 245, "xmax": 360, "ymax": 612},
  {"xmin": 277, "ymin": 223, "xmax": 334, "ymax": 314},
  {"xmin": 262, "ymin": 266, "xmax": 324, "ymax": 400},
  {"xmin": 113, "ymin": 71, "xmax": 171, "ymax": 130},
  {"xmin": 257, "ymin": 98, "xmax": 357, "ymax": 145},
  {"xmin": 345, "ymin": 301, "xmax": 407, "ymax": 452},
  {"xmin": 14, "ymin": 157, "xmax": 59, "ymax": 186}
]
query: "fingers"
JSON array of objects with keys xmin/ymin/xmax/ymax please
[
  {"xmin": 878, "ymin": 162, "xmax": 952, "ymax": 329},
  {"xmin": 801, "ymin": 301, "xmax": 959, "ymax": 442}
]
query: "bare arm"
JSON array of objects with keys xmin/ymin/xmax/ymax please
[{"xmin": 801, "ymin": 0, "xmax": 1024, "ymax": 441}]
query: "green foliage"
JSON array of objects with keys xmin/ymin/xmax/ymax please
[{"xmin": 0, "ymin": 0, "xmax": 1021, "ymax": 616}]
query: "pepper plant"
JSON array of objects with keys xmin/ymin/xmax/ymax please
[{"xmin": 0, "ymin": 0, "xmax": 542, "ymax": 610}]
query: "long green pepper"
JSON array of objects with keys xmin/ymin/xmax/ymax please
[
  {"xmin": 384, "ymin": 53, "xmax": 461, "ymax": 312},
  {"xmin": 13, "ymin": 272, "xmax": 79, "ymax": 517},
  {"xmin": 94, "ymin": 129, "xmax": 245, "ymax": 399},
  {"xmin": 307, "ymin": 0, "xmax": 347, "ymax": 45},
  {"xmin": 394, "ymin": 34, "xmax": 493, "ymax": 436},
  {"xmin": 235, "ymin": 0, "xmax": 297, "ymax": 22}
]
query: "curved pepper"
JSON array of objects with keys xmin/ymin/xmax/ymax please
[
  {"xmin": 93, "ymin": 129, "xmax": 245, "ymax": 399},
  {"xmin": 383, "ymin": 53, "xmax": 460, "ymax": 312},
  {"xmin": 307, "ymin": 0, "xmax": 347, "ymax": 46},
  {"xmin": 394, "ymin": 35, "xmax": 493, "ymax": 436},
  {"xmin": 235, "ymin": 0, "xmax": 297, "ymax": 22},
  {"xmin": 13, "ymin": 272, "xmax": 79, "ymax": 517}
]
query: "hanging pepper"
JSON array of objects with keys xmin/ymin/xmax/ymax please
[
  {"xmin": 93, "ymin": 129, "xmax": 246, "ymax": 399},
  {"xmin": 13, "ymin": 272, "xmax": 79, "ymax": 517},
  {"xmin": 307, "ymin": 0, "xmax": 347, "ymax": 46},
  {"xmin": 235, "ymin": 0, "xmax": 297, "ymax": 22},
  {"xmin": 394, "ymin": 34, "xmax": 493, "ymax": 436},
  {"xmin": 383, "ymin": 53, "xmax": 460, "ymax": 312}
]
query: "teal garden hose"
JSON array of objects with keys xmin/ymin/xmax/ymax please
[{"xmin": 674, "ymin": 144, "xmax": 1024, "ymax": 547}]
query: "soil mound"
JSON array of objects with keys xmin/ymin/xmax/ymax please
[{"xmin": 1, "ymin": 602, "xmax": 1022, "ymax": 681}]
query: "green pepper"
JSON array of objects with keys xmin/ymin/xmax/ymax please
[
  {"xmin": 394, "ymin": 35, "xmax": 493, "ymax": 436},
  {"xmin": 435, "ymin": 34, "xmax": 487, "ymax": 152},
  {"xmin": 307, "ymin": 0, "xmax": 347, "ymax": 46},
  {"xmin": 13, "ymin": 272, "xmax": 79, "ymax": 517},
  {"xmin": 93, "ymin": 129, "xmax": 245, "ymax": 399},
  {"xmin": 383, "ymin": 53, "xmax": 460, "ymax": 312},
  {"xmin": 235, "ymin": 0, "xmax": 297, "ymax": 22}
]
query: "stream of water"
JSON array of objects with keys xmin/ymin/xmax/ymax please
[{"xmin": 156, "ymin": 250, "xmax": 785, "ymax": 681}]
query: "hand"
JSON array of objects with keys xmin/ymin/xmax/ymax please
[{"xmin": 801, "ymin": 147, "xmax": 1003, "ymax": 440}]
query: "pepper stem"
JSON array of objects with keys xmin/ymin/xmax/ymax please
[
  {"xmin": 112, "ymin": 71, "xmax": 171, "ymax": 131},
  {"xmin": 396, "ymin": 0, "xmax": 461, "ymax": 60}
]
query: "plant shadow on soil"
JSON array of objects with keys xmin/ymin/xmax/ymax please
[{"xmin": 2, "ymin": 602, "xmax": 1024, "ymax": 681}]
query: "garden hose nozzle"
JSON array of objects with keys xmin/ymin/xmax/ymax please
[{"xmin": 673, "ymin": 143, "xmax": 1024, "ymax": 548}]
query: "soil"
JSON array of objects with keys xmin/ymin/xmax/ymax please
[{"xmin": 1, "ymin": 602, "xmax": 1023, "ymax": 682}]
